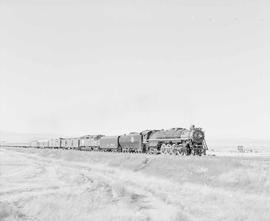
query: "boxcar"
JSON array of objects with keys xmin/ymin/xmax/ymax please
[
  {"xmin": 119, "ymin": 133, "xmax": 143, "ymax": 153},
  {"xmin": 38, "ymin": 140, "xmax": 49, "ymax": 149},
  {"xmin": 30, "ymin": 140, "xmax": 39, "ymax": 148},
  {"xmin": 61, "ymin": 138, "xmax": 79, "ymax": 149},
  {"xmin": 100, "ymin": 136, "xmax": 120, "ymax": 152},
  {"xmin": 66, "ymin": 138, "xmax": 80, "ymax": 149},
  {"xmin": 79, "ymin": 135, "xmax": 103, "ymax": 150},
  {"xmin": 61, "ymin": 138, "xmax": 69, "ymax": 149},
  {"xmin": 49, "ymin": 138, "xmax": 62, "ymax": 149}
]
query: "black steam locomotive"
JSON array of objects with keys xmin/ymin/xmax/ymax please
[
  {"xmin": 141, "ymin": 125, "xmax": 206, "ymax": 155},
  {"xmin": 30, "ymin": 125, "xmax": 207, "ymax": 156}
]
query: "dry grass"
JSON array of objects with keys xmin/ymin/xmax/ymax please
[{"xmin": 1, "ymin": 147, "xmax": 270, "ymax": 221}]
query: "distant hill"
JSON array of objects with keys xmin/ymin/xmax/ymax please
[
  {"xmin": 207, "ymin": 138, "xmax": 270, "ymax": 152},
  {"xmin": 0, "ymin": 130, "xmax": 63, "ymax": 144}
]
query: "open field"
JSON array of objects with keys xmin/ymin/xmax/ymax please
[{"xmin": 0, "ymin": 147, "xmax": 270, "ymax": 221}]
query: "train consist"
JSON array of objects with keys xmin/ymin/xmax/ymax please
[{"xmin": 29, "ymin": 125, "xmax": 207, "ymax": 156}]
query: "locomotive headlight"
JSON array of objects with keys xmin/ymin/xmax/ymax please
[
  {"xmin": 194, "ymin": 131, "xmax": 204, "ymax": 140},
  {"xmin": 197, "ymin": 133, "xmax": 203, "ymax": 138}
]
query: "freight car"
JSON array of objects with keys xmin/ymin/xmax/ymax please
[
  {"xmin": 30, "ymin": 140, "xmax": 39, "ymax": 148},
  {"xmin": 79, "ymin": 135, "xmax": 104, "ymax": 151},
  {"xmin": 49, "ymin": 138, "xmax": 62, "ymax": 149},
  {"xmin": 38, "ymin": 140, "xmax": 49, "ymax": 149},
  {"xmin": 61, "ymin": 138, "xmax": 80, "ymax": 149}
]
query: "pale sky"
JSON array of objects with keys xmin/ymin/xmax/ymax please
[{"xmin": 0, "ymin": 0, "xmax": 270, "ymax": 139}]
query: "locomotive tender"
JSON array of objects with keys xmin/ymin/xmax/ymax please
[{"xmin": 30, "ymin": 125, "xmax": 207, "ymax": 156}]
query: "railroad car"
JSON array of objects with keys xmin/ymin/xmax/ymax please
[
  {"xmin": 61, "ymin": 138, "xmax": 79, "ymax": 149},
  {"xmin": 30, "ymin": 140, "xmax": 39, "ymax": 148},
  {"xmin": 49, "ymin": 138, "xmax": 62, "ymax": 149},
  {"xmin": 99, "ymin": 136, "xmax": 120, "ymax": 152},
  {"xmin": 70, "ymin": 138, "xmax": 80, "ymax": 149},
  {"xmin": 38, "ymin": 139, "xmax": 49, "ymax": 149},
  {"xmin": 61, "ymin": 139, "xmax": 68, "ymax": 149},
  {"xmin": 119, "ymin": 132, "xmax": 143, "ymax": 153},
  {"xmin": 79, "ymin": 135, "xmax": 104, "ymax": 151}
]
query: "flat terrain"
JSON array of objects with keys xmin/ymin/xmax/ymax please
[{"xmin": 0, "ymin": 148, "xmax": 270, "ymax": 221}]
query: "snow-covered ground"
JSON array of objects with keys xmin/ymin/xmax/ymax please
[{"xmin": 1, "ymin": 147, "xmax": 270, "ymax": 221}]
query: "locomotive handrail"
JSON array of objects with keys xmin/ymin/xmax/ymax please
[{"xmin": 148, "ymin": 138, "xmax": 189, "ymax": 141}]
